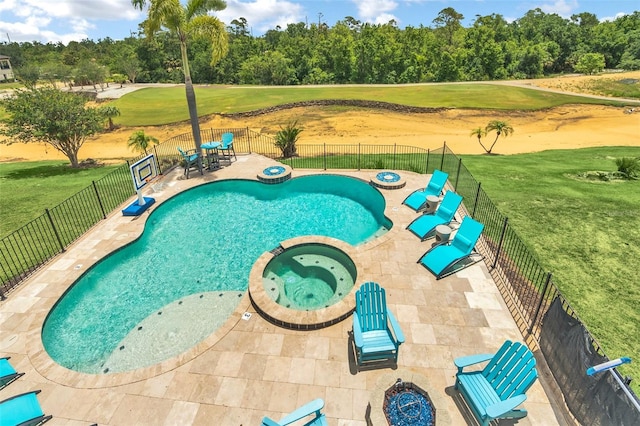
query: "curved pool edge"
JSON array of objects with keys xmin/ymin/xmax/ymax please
[
  {"xmin": 25, "ymin": 169, "xmax": 253, "ymax": 388},
  {"xmin": 27, "ymin": 290, "xmax": 252, "ymax": 388},
  {"xmin": 249, "ymin": 236, "xmax": 361, "ymax": 330}
]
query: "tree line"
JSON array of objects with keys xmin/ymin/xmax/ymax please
[{"xmin": 1, "ymin": 7, "xmax": 639, "ymax": 88}]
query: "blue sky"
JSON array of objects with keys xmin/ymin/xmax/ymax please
[{"xmin": 0, "ymin": 0, "xmax": 636, "ymax": 45}]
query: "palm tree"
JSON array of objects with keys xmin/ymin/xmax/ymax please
[
  {"xmin": 128, "ymin": 130, "xmax": 159, "ymax": 155},
  {"xmin": 470, "ymin": 126, "xmax": 488, "ymax": 153},
  {"xmin": 131, "ymin": 0, "xmax": 228, "ymax": 152},
  {"xmin": 99, "ymin": 105, "xmax": 121, "ymax": 131},
  {"xmin": 484, "ymin": 120, "xmax": 514, "ymax": 154}
]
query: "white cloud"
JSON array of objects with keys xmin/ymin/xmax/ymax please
[
  {"xmin": 217, "ymin": 0, "xmax": 305, "ymax": 34},
  {"xmin": 0, "ymin": 0, "xmax": 142, "ymax": 43},
  {"xmin": 600, "ymin": 12, "xmax": 627, "ymax": 22},
  {"xmin": 536, "ymin": 0, "xmax": 578, "ymax": 17},
  {"xmin": 352, "ymin": 0, "xmax": 399, "ymax": 23}
]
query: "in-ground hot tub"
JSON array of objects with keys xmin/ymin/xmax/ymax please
[
  {"xmin": 249, "ymin": 236, "xmax": 361, "ymax": 329},
  {"xmin": 263, "ymin": 243, "xmax": 356, "ymax": 310}
]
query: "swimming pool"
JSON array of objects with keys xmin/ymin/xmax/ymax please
[{"xmin": 42, "ymin": 175, "xmax": 391, "ymax": 374}]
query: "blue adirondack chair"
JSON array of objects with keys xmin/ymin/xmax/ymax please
[
  {"xmin": 0, "ymin": 357, "xmax": 24, "ymax": 390},
  {"xmin": 261, "ymin": 398, "xmax": 327, "ymax": 426},
  {"xmin": 454, "ymin": 340, "xmax": 538, "ymax": 426},
  {"xmin": 407, "ymin": 190, "xmax": 463, "ymax": 241},
  {"xmin": 402, "ymin": 170, "xmax": 449, "ymax": 212},
  {"xmin": 177, "ymin": 147, "xmax": 203, "ymax": 178},
  {"xmin": 352, "ymin": 282, "xmax": 405, "ymax": 368},
  {"xmin": 418, "ymin": 216, "xmax": 484, "ymax": 279},
  {"xmin": 0, "ymin": 390, "xmax": 52, "ymax": 426}
]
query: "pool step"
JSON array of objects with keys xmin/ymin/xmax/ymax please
[{"xmin": 289, "ymin": 254, "xmax": 354, "ymax": 283}]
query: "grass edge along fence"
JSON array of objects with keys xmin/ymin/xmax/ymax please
[{"xmin": 1, "ymin": 128, "xmax": 638, "ymax": 423}]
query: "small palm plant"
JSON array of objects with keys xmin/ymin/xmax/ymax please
[
  {"xmin": 615, "ymin": 157, "xmax": 640, "ymax": 179},
  {"xmin": 99, "ymin": 105, "xmax": 121, "ymax": 131},
  {"xmin": 483, "ymin": 120, "xmax": 514, "ymax": 154},
  {"xmin": 275, "ymin": 120, "xmax": 303, "ymax": 158},
  {"xmin": 127, "ymin": 130, "xmax": 159, "ymax": 155}
]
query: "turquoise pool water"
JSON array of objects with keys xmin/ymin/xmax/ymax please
[{"xmin": 42, "ymin": 175, "xmax": 390, "ymax": 374}]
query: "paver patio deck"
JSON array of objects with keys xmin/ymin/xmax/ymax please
[{"xmin": 0, "ymin": 154, "xmax": 564, "ymax": 425}]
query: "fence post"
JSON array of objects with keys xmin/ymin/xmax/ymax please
[
  {"xmin": 492, "ymin": 217, "xmax": 508, "ymax": 269},
  {"xmin": 153, "ymin": 146, "xmax": 162, "ymax": 174},
  {"xmin": 393, "ymin": 144, "xmax": 397, "ymax": 169},
  {"xmin": 246, "ymin": 126, "xmax": 252, "ymax": 154},
  {"xmin": 92, "ymin": 181, "xmax": 107, "ymax": 219},
  {"xmin": 472, "ymin": 182, "xmax": 481, "ymax": 218},
  {"xmin": 45, "ymin": 209, "xmax": 66, "ymax": 253},
  {"xmin": 454, "ymin": 157, "xmax": 462, "ymax": 191},
  {"xmin": 358, "ymin": 144, "xmax": 361, "ymax": 170},
  {"xmin": 440, "ymin": 141, "xmax": 446, "ymax": 170},
  {"xmin": 425, "ymin": 149, "xmax": 430, "ymax": 174},
  {"xmin": 528, "ymin": 272, "xmax": 552, "ymax": 336},
  {"xmin": 323, "ymin": 144, "xmax": 327, "ymax": 170}
]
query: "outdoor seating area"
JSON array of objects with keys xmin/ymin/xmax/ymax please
[{"xmin": 0, "ymin": 160, "xmax": 561, "ymax": 425}]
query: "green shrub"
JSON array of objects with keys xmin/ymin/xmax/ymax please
[
  {"xmin": 274, "ymin": 120, "xmax": 303, "ymax": 158},
  {"xmin": 615, "ymin": 157, "xmax": 640, "ymax": 179}
]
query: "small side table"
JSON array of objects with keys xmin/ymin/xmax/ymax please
[
  {"xmin": 423, "ymin": 195, "xmax": 440, "ymax": 213},
  {"xmin": 435, "ymin": 224, "xmax": 452, "ymax": 243}
]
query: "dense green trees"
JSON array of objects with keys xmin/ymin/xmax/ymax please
[
  {"xmin": 1, "ymin": 8, "xmax": 638, "ymax": 87},
  {"xmin": 0, "ymin": 88, "xmax": 105, "ymax": 167}
]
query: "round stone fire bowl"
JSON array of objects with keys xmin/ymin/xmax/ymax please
[{"xmin": 368, "ymin": 370, "xmax": 451, "ymax": 425}]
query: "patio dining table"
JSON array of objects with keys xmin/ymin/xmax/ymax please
[{"xmin": 201, "ymin": 141, "xmax": 221, "ymax": 170}]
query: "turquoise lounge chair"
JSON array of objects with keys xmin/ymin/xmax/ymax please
[
  {"xmin": 407, "ymin": 190, "xmax": 463, "ymax": 241},
  {"xmin": 0, "ymin": 390, "xmax": 52, "ymax": 426},
  {"xmin": 352, "ymin": 282, "xmax": 405, "ymax": 368},
  {"xmin": 0, "ymin": 357, "xmax": 24, "ymax": 390},
  {"xmin": 402, "ymin": 170, "xmax": 448, "ymax": 212},
  {"xmin": 177, "ymin": 147, "xmax": 203, "ymax": 178},
  {"xmin": 261, "ymin": 398, "xmax": 327, "ymax": 426},
  {"xmin": 454, "ymin": 340, "xmax": 538, "ymax": 426},
  {"xmin": 418, "ymin": 216, "xmax": 484, "ymax": 279}
]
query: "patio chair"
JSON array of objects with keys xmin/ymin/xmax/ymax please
[
  {"xmin": 0, "ymin": 357, "xmax": 24, "ymax": 390},
  {"xmin": 453, "ymin": 340, "xmax": 538, "ymax": 426},
  {"xmin": 402, "ymin": 169, "xmax": 448, "ymax": 212},
  {"xmin": 219, "ymin": 132, "xmax": 236, "ymax": 163},
  {"xmin": 177, "ymin": 147, "xmax": 203, "ymax": 178},
  {"xmin": 0, "ymin": 390, "xmax": 52, "ymax": 426},
  {"xmin": 261, "ymin": 398, "xmax": 327, "ymax": 426},
  {"xmin": 352, "ymin": 282, "xmax": 405, "ymax": 368},
  {"xmin": 407, "ymin": 190, "xmax": 463, "ymax": 241},
  {"xmin": 418, "ymin": 216, "xmax": 484, "ymax": 279}
]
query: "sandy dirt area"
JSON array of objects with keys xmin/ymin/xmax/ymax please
[{"xmin": 1, "ymin": 72, "xmax": 639, "ymax": 163}]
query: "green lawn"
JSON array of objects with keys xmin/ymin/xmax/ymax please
[
  {"xmin": 461, "ymin": 146, "xmax": 640, "ymax": 392},
  {"xmin": 0, "ymin": 161, "xmax": 123, "ymax": 237},
  {"xmin": 109, "ymin": 84, "xmax": 630, "ymax": 126}
]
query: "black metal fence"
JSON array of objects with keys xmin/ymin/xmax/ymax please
[{"xmin": 1, "ymin": 128, "xmax": 638, "ymax": 421}]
